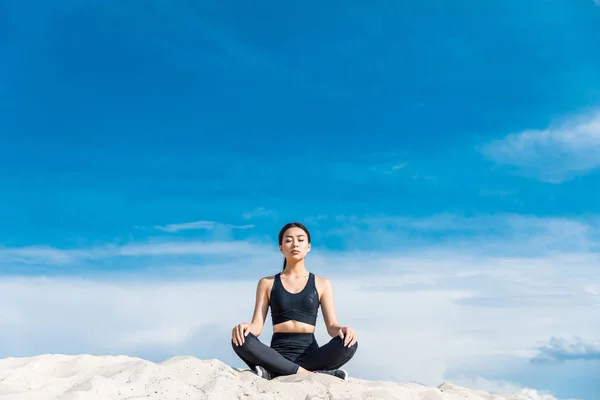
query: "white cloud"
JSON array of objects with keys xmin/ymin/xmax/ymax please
[
  {"xmin": 0, "ymin": 250, "xmax": 597, "ymax": 399},
  {"xmin": 521, "ymin": 388, "xmax": 560, "ymax": 400},
  {"xmin": 480, "ymin": 110, "xmax": 600, "ymax": 183},
  {"xmin": 0, "ymin": 277, "xmax": 254, "ymax": 358},
  {"xmin": 532, "ymin": 337, "xmax": 600, "ymax": 363},
  {"xmin": 440, "ymin": 379, "xmax": 559, "ymax": 400},
  {"xmin": 583, "ymin": 284, "xmax": 598, "ymax": 295},
  {"xmin": 154, "ymin": 220, "xmax": 254, "ymax": 232},
  {"xmin": 0, "ymin": 213, "xmax": 598, "ymax": 398}
]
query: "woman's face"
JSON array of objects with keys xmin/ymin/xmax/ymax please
[{"xmin": 279, "ymin": 227, "xmax": 311, "ymax": 261}]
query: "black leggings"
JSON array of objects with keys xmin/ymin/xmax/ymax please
[{"xmin": 232, "ymin": 332, "xmax": 358, "ymax": 377}]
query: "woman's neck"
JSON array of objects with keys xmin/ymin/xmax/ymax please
[{"xmin": 283, "ymin": 260, "xmax": 308, "ymax": 276}]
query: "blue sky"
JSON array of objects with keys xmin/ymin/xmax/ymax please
[{"xmin": 1, "ymin": 1, "xmax": 600, "ymax": 399}]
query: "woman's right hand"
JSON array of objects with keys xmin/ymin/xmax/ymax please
[{"xmin": 232, "ymin": 322, "xmax": 251, "ymax": 346}]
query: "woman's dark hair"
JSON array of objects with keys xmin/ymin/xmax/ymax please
[{"xmin": 278, "ymin": 222, "xmax": 311, "ymax": 270}]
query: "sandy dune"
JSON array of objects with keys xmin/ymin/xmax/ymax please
[{"xmin": 0, "ymin": 354, "xmax": 534, "ymax": 400}]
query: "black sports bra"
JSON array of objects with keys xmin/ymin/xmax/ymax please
[{"xmin": 269, "ymin": 272, "xmax": 320, "ymax": 326}]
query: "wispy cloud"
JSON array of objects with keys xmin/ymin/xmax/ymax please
[
  {"xmin": 0, "ymin": 240, "xmax": 269, "ymax": 267},
  {"xmin": 368, "ymin": 162, "xmax": 408, "ymax": 174},
  {"xmin": 480, "ymin": 109, "xmax": 600, "ymax": 183},
  {"xmin": 3, "ymin": 213, "xmax": 599, "ymax": 273},
  {"xmin": 478, "ymin": 189, "xmax": 515, "ymax": 197},
  {"xmin": 310, "ymin": 213, "xmax": 600, "ymax": 256},
  {"xmin": 114, "ymin": 240, "xmax": 260, "ymax": 257},
  {"xmin": 0, "ymin": 246, "xmax": 90, "ymax": 265},
  {"xmin": 478, "ymin": 189, "xmax": 523, "ymax": 205},
  {"xmin": 351, "ymin": 151, "xmax": 411, "ymax": 176},
  {"xmin": 532, "ymin": 337, "xmax": 600, "ymax": 364},
  {"xmin": 154, "ymin": 220, "xmax": 254, "ymax": 233},
  {"xmin": 105, "ymin": 1, "xmax": 279, "ymax": 73},
  {"xmin": 242, "ymin": 207, "xmax": 273, "ymax": 219}
]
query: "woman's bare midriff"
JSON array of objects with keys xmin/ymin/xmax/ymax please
[{"xmin": 272, "ymin": 320, "xmax": 315, "ymax": 333}]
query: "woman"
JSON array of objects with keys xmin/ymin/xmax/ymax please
[{"xmin": 231, "ymin": 222, "xmax": 359, "ymax": 380}]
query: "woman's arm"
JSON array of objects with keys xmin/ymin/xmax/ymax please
[
  {"xmin": 248, "ymin": 277, "xmax": 271, "ymax": 336},
  {"xmin": 319, "ymin": 277, "xmax": 343, "ymax": 337},
  {"xmin": 319, "ymin": 277, "xmax": 357, "ymax": 346}
]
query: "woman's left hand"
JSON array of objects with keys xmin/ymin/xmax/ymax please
[{"xmin": 338, "ymin": 326, "xmax": 357, "ymax": 347}]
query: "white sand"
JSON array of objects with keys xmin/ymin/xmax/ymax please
[{"xmin": 0, "ymin": 354, "xmax": 534, "ymax": 400}]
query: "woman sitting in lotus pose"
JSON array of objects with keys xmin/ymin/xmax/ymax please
[{"xmin": 231, "ymin": 222, "xmax": 358, "ymax": 380}]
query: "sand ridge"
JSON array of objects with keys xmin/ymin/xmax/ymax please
[{"xmin": 0, "ymin": 354, "xmax": 535, "ymax": 400}]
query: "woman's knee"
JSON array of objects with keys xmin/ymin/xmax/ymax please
[
  {"xmin": 231, "ymin": 339, "xmax": 243, "ymax": 356},
  {"xmin": 342, "ymin": 339, "xmax": 358, "ymax": 355},
  {"xmin": 329, "ymin": 337, "xmax": 358, "ymax": 358},
  {"xmin": 231, "ymin": 333, "xmax": 257, "ymax": 353},
  {"xmin": 333, "ymin": 336, "xmax": 358, "ymax": 349},
  {"xmin": 348, "ymin": 340, "xmax": 358, "ymax": 356}
]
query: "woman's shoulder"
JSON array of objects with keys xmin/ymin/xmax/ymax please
[
  {"xmin": 314, "ymin": 274, "xmax": 333, "ymax": 291},
  {"xmin": 313, "ymin": 273, "xmax": 331, "ymax": 282},
  {"xmin": 257, "ymin": 275, "xmax": 276, "ymax": 288}
]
